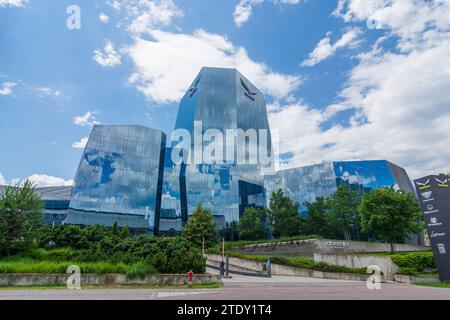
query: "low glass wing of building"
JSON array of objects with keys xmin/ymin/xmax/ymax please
[
  {"xmin": 265, "ymin": 160, "xmax": 415, "ymax": 216},
  {"xmin": 0, "ymin": 185, "xmax": 72, "ymax": 225},
  {"xmin": 66, "ymin": 125, "xmax": 166, "ymax": 234}
]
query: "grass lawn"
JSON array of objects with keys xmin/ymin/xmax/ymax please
[
  {"xmin": 0, "ymin": 283, "xmax": 222, "ymax": 290},
  {"xmin": 0, "ymin": 248, "xmax": 158, "ymax": 278},
  {"xmin": 415, "ymin": 282, "xmax": 450, "ymax": 289}
]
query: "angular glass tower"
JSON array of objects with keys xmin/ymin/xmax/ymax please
[
  {"xmin": 66, "ymin": 125, "xmax": 166, "ymax": 234},
  {"xmin": 170, "ymin": 67, "xmax": 272, "ymax": 229}
]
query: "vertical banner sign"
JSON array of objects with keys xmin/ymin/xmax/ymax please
[{"xmin": 415, "ymin": 174, "xmax": 450, "ymax": 282}]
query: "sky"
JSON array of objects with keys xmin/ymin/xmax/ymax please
[{"xmin": 0, "ymin": 0, "xmax": 449, "ymax": 187}]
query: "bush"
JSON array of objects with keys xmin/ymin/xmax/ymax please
[
  {"xmin": 125, "ymin": 261, "xmax": 158, "ymax": 280},
  {"xmin": 33, "ymin": 224, "xmax": 207, "ymax": 274},
  {"xmin": 390, "ymin": 252, "xmax": 435, "ymax": 273},
  {"xmin": 397, "ymin": 267, "xmax": 417, "ymax": 276}
]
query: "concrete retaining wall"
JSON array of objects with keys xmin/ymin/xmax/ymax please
[
  {"xmin": 0, "ymin": 274, "xmax": 221, "ymax": 287},
  {"xmin": 315, "ymin": 253, "xmax": 399, "ymax": 280},
  {"xmin": 206, "ymin": 254, "xmax": 380, "ymax": 282},
  {"xmin": 236, "ymin": 239, "xmax": 429, "ymax": 258}
]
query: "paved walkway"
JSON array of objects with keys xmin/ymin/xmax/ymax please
[{"xmin": 1, "ymin": 274, "xmax": 449, "ymax": 300}]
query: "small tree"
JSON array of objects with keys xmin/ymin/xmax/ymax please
[
  {"xmin": 326, "ymin": 185, "xmax": 360, "ymax": 241},
  {"xmin": 182, "ymin": 205, "xmax": 218, "ymax": 248},
  {"xmin": 359, "ymin": 187, "xmax": 423, "ymax": 253},
  {"xmin": 268, "ymin": 189, "xmax": 302, "ymax": 238},
  {"xmin": 238, "ymin": 207, "xmax": 267, "ymax": 240},
  {"xmin": 0, "ymin": 180, "xmax": 44, "ymax": 256}
]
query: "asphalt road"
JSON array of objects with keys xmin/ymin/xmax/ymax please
[{"xmin": 0, "ymin": 274, "xmax": 449, "ymax": 300}]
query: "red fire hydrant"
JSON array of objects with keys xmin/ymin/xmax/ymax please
[{"xmin": 188, "ymin": 270, "xmax": 194, "ymax": 287}]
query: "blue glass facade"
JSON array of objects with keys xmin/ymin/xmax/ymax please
[
  {"xmin": 1, "ymin": 67, "xmax": 417, "ymax": 240},
  {"xmin": 0, "ymin": 185, "xmax": 71, "ymax": 225},
  {"xmin": 264, "ymin": 160, "xmax": 415, "ymax": 216},
  {"xmin": 66, "ymin": 125, "xmax": 166, "ymax": 234},
  {"xmin": 171, "ymin": 67, "xmax": 271, "ymax": 229}
]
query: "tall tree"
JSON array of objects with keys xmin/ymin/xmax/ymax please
[
  {"xmin": 267, "ymin": 189, "xmax": 302, "ymax": 238},
  {"xmin": 182, "ymin": 205, "xmax": 218, "ymax": 248},
  {"xmin": 237, "ymin": 207, "xmax": 267, "ymax": 240},
  {"xmin": 304, "ymin": 197, "xmax": 335, "ymax": 238},
  {"xmin": 0, "ymin": 180, "xmax": 44, "ymax": 256},
  {"xmin": 359, "ymin": 187, "xmax": 423, "ymax": 253},
  {"xmin": 326, "ymin": 185, "xmax": 360, "ymax": 241}
]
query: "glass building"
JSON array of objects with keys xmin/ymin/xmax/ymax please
[
  {"xmin": 159, "ymin": 147, "xmax": 186, "ymax": 235},
  {"xmin": 170, "ymin": 67, "xmax": 271, "ymax": 229},
  {"xmin": 65, "ymin": 125, "xmax": 166, "ymax": 234},
  {"xmin": 1, "ymin": 67, "xmax": 418, "ymax": 241},
  {"xmin": 0, "ymin": 185, "xmax": 71, "ymax": 225},
  {"xmin": 264, "ymin": 160, "xmax": 415, "ymax": 216}
]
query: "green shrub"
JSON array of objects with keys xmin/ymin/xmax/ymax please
[
  {"xmin": 125, "ymin": 261, "xmax": 158, "ymax": 280},
  {"xmin": 397, "ymin": 267, "xmax": 418, "ymax": 275},
  {"xmin": 390, "ymin": 252, "xmax": 435, "ymax": 272}
]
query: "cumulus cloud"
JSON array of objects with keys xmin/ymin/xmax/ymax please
[
  {"xmin": 233, "ymin": 0, "xmax": 302, "ymax": 27},
  {"xmin": 72, "ymin": 137, "xmax": 89, "ymax": 149},
  {"xmin": 73, "ymin": 112, "xmax": 99, "ymax": 127},
  {"xmin": 0, "ymin": 0, "xmax": 25, "ymax": 7},
  {"xmin": 0, "ymin": 173, "xmax": 73, "ymax": 187},
  {"xmin": 25, "ymin": 174, "xmax": 73, "ymax": 187},
  {"xmin": 0, "ymin": 82, "xmax": 17, "ymax": 95},
  {"xmin": 233, "ymin": 0, "xmax": 263, "ymax": 28},
  {"xmin": 107, "ymin": 0, "xmax": 183, "ymax": 34},
  {"xmin": 301, "ymin": 28, "xmax": 362, "ymax": 67},
  {"xmin": 99, "ymin": 12, "xmax": 109, "ymax": 23},
  {"xmin": 0, "ymin": 172, "xmax": 6, "ymax": 185},
  {"xmin": 126, "ymin": 29, "xmax": 301, "ymax": 103},
  {"xmin": 272, "ymin": 0, "xmax": 450, "ymax": 179},
  {"xmin": 93, "ymin": 42, "xmax": 121, "ymax": 68}
]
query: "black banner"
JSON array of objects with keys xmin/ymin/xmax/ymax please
[{"xmin": 414, "ymin": 174, "xmax": 450, "ymax": 282}]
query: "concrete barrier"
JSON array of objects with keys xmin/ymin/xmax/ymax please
[
  {"xmin": 0, "ymin": 273, "xmax": 221, "ymax": 287},
  {"xmin": 206, "ymin": 254, "xmax": 382, "ymax": 282},
  {"xmin": 394, "ymin": 274, "xmax": 440, "ymax": 284},
  {"xmin": 314, "ymin": 253, "xmax": 399, "ymax": 280},
  {"xmin": 236, "ymin": 239, "xmax": 430, "ymax": 258}
]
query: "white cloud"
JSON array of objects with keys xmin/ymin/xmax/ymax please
[
  {"xmin": 99, "ymin": 12, "xmax": 109, "ymax": 23},
  {"xmin": 24, "ymin": 174, "xmax": 73, "ymax": 187},
  {"xmin": 0, "ymin": 0, "xmax": 25, "ymax": 7},
  {"xmin": 0, "ymin": 82, "xmax": 17, "ymax": 95},
  {"xmin": 0, "ymin": 173, "xmax": 73, "ymax": 187},
  {"xmin": 272, "ymin": 0, "xmax": 450, "ymax": 179},
  {"xmin": 301, "ymin": 28, "xmax": 362, "ymax": 67},
  {"xmin": 0, "ymin": 172, "xmax": 6, "ymax": 185},
  {"xmin": 93, "ymin": 42, "xmax": 121, "ymax": 68},
  {"xmin": 72, "ymin": 137, "xmax": 89, "ymax": 149},
  {"xmin": 234, "ymin": 0, "xmax": 263, "ymax": 28},
  {"xmin": 233, "ymin": 0, "xmax": 302, "ymax": 27},
  {"xmin": 73, "ymin": 112, "xmax": 100, "ymax": 127},
  {"xmin": 107, "ymin": 0, "xmax": 183, "ymax": 34},
  {"xmin": 35, "ymin": 87, "xmax": 61, "ymax": 98},
  {"xmin": 126, "ymin": 29, "xmax": 301, "ymax": 103}
]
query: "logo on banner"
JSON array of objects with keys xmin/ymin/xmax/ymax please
[
  {"xmin": 434, "ymin": 177, "xmax": 449, "ymax": 188},
  {"xmin": 429, "ymin": 217, "xmax": 443, "ymax": 227},
  {"xmin": 430, "ymin": 231, "xmax": 446, "ymax": 238},
  {"xmin": 415, "ymin": 179, "xmax": 431, "ymax": 190},
  {"xmin": 421, "ymin": 191, "xmax": 433, "ymax": 200},
  {"xmin": 437, "ymin": 243, "xmax": 447, "ymax": 255}
]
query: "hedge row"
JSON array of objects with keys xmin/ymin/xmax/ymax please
[{"xmin": 390, "ymin": 252, "xmax": 435, "ymax": 275}]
